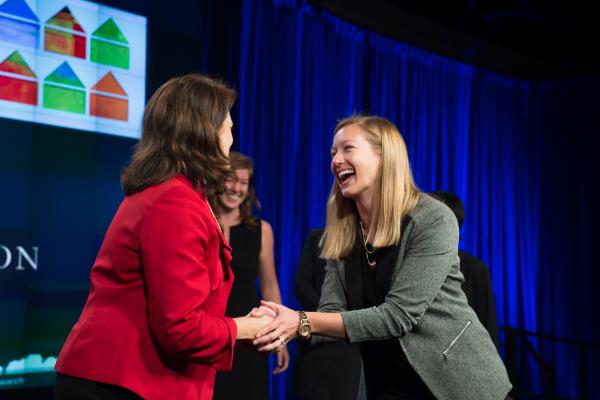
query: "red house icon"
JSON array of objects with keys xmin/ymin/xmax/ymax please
[{"xmin": 0, "ymin": 50, "xmax": 37, "ymax": 105}]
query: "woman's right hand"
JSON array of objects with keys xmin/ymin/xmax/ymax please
[{"xmin": 252, "ymin": 300, "xmax": 300, "ymax": 352}]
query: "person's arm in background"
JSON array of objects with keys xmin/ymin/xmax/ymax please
[
  {"xmin": 257, "ymin": 219, "xmax": 290, "ymax": 375},
  {"xmin": 294, "ymin": 229, "xmax": 325, "ymax": 311}
]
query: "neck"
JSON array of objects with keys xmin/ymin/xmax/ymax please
[
  {"xmin": 217, "ymin": 206, "xmax": 241, "ymax": 227},
  {"xmin": 355, "ymin": 194, "xmax": 373, "ymax": 234}
]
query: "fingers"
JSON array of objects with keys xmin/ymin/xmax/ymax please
[
  {"xmin": 272, "ymin": 347, "xmax": 289, "ymax": 375},
  {"xmin": 250, "ymin": 304, "xmax": 277, "ymax": 319},
  {"xmin": 254, "ymin": 325, "xmax": 285, "ymax": 346},
  {"xmin": 258, "ymin": 336, "xmax": 285, "ymax": 353},
  {"xmin": 246, "ymin": 307, "xmax": 258, "ymax": 317},
  {"xmin": 278, "ymin": 347, "xmax": 290, "ymax": 374},
  {"xmin": 260, "ymin": 300, "xmax": 283, "ymax": 313}
]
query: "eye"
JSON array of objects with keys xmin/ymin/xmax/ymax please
[
  {"xmin": 344, "ymin": 145, "xmax": 354, "ymax": 151},
  {"xmin": 330, "ymin": 150, "xmax": 337, "ymax": 157}
]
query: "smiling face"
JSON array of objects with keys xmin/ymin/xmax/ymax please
[
  {"xmin": 330, "ymin": 123, "xmax": 381, "ymax": 203},
  {"xmin": 218, "ymin": 168, "xmax": 250, "ymax": 211}
]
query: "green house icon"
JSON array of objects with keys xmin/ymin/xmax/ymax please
[
  {"xmin": 91, "ymin": 18, "xmax": 129, "ymax": 69},
  {"xmin": 43, "ymin": 62, "xmax": 85, "ymax": 114}
]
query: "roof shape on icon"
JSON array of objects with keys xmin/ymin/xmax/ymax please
[
  {"xmin": 0, "ymin": 50, "xmax": 36, "ymax": 77},
  {"xmin": 45, "ymin": 62, "xmax": 84, "ymax": 88},
  {"xmin": 0, "ymin": 0, "xmax": 39, "ymax": 22},
  {"xmin": 46, "ymin": 6, "xmax": 84, "ymax": 32}
]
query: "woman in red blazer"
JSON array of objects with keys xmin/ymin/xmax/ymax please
[{"xmin": 54, "ymin": 74, "xmax": 270, "ymax": 400}]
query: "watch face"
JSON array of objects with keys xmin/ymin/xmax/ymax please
[{"xmin": 299, "ymin": 324, "xmax": 311, "ymax": 337}]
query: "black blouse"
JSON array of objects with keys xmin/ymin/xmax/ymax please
[{"xmin": 344, "ymin": 226, "xmax": 435, "ymax": 399}]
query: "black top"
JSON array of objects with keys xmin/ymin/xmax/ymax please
[
  {"xmin": 213, "ymin": 222, "xmax": 269, "ymax": 400},
  {"xmin": 293, "ymin": 228, "xmax": 363, "ymax": 400},
  {"xmin": 345, "ymin": 231, "xmax": 435, "ymax": 399},
  {"xmin": 225, "ymin": 222, "xmax": 262, "ymax": 317}
]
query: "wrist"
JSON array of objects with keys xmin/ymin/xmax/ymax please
[
  {"xmin": 233, "ymin": 317, "xmax": 253, "ymax": 340},
  {"xmin": 296, "ymin": 310, "xmax": 312, "ymax": 342}
]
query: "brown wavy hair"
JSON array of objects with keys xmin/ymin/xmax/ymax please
[
  {"xmin": 211, "ymin": 151, "xmax": 261, "ymax": 228},
  {"xmin": 121, "ymin": 74, "xmax": 236, "ymax": 196}
]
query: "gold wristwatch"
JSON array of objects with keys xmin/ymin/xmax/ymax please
[{"xmin": 296, "ymin": 311, "xmax": 312, "ymax": 341}]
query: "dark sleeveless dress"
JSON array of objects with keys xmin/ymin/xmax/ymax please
[{"xmin": 213, "ymin": 222, "xmax": 270, "ymax": 400}]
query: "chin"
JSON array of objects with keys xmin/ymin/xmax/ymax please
[{"xmin": 339, "ymin": 187, "xmax": 357, "ymax": 199}]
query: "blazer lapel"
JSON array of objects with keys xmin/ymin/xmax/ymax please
[{"xmin": 376, "ymin": 215, "xmax": 413, "ymax": 296}]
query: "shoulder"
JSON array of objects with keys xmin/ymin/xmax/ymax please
[
  {"xmin": 139, "ymin": 176, "xmax": 212, "ymax": 224},
  {"xmin": 260, "ymin": 219, "xmax": 272, "ymax": 231},
  {"xmin": 260, "ymin": 219, "xmax": 273, "ymax": 240},
  {"xmin": 408, "ymin": 193, "xmax": 458, "ymax": 229},
  {"xmin": 128, "ymin": 175, "xmax": 201, "ymax": 203}
]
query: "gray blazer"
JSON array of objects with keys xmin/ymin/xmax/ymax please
[{"xmin": 317, "ymin": 194, "xmax": 512, "ymax": 400}]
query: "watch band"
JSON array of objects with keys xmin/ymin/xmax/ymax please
[{"xmin": 297, "ymin": 310, "xmax": 311, "ymax": 341}]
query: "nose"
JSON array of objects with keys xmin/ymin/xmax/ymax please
[{"xmin": 331, "ymin": 151, "xmax": 344, "ymax": 167}]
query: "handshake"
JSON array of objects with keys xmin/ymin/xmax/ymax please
[
  {"xmin": 234, "ymin": 300, "xmax": 300, "ymax": 375},
  {"xmin": 235, "ymin": 301, "xmax": 299, "ymax": 351}
]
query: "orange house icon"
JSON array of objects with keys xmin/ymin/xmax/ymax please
[{"xmin": 90, "ymin": 72, "xmax": 128, "ymax": 121}]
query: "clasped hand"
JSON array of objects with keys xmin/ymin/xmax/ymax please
[
  {"xmin": 249, "ymin": 300, "xmax": 300, "ymax": 352},
  {"xmin": 242, "ymin": 300, "xmax": 296, "ymax": 374}
]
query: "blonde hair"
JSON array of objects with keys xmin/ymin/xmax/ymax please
[{"xmin": 320, "ymin": 115, "xmax": 420, "ymax": 260}]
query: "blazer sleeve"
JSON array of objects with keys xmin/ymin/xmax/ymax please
[
  {"xmin": 294, "ymin": 229, "xmax": 323, "ymax": 311},
  {"xmin": 310, "ymin": 259, "xmax": 349, "ymax": 346},
  {"xmin": 139, "ymin": 186, "xmax": 236, "ymax": 369},
  {"xmin": 341, "ymin": 205, "xmax": 459, "ymax": 342}
]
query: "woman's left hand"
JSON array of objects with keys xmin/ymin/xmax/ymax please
[
  {"xmin": 253, "ymin": 300, "xmax": 299, "ymax": 352},
  {"xmin": 272, "ymin": 345, "xmax": 290, "ymax": 375}
]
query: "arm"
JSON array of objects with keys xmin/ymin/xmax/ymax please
[
  {"xmin": 253, "ymin": 259, "xmax": 349, "ymax": 351},
  {"xmin": 294, "ymin": 229, "xmax": 323, "ymax": 310},
  {"xmin": 257, "ymin": 220, "xmax": 282, "ymax": 304},
  {"xmin": 140, "ymin": 187, "xmax": 237, "ymax": 369},
  {"xmin": 256, "ymin": 220, "xmax": 290, "ymax": 374},
  {"xmin": 254, "ymin": 206, "xmax": 459, "ymax": 349},
  {"xmin": 341, "ymin": 207, "xmax": 459, "ymax": 342}
]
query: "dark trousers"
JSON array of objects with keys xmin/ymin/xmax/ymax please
[{"xmin": 54, "ymin": 373, "xmax": 142, "ymax": 400}]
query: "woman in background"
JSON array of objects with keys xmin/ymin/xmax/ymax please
[
  {"xmin": 212, "ymin": 152, "xmax": 289, "ymax": 400},
  {"xmin": 54, "ymin": 74, "xmax": 271, "ymax": 400}
]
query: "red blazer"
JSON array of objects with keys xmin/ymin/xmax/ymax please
[{"xmin": 55, "ymin": 175, "xmax": 237, "ymax": 400}]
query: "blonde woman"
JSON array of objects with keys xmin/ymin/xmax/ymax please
[{"xmin": 253, "ymin": 116, "xmax": 512, "ymax": 400}]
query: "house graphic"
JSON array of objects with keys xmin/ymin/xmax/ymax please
[
  {"xmin": 91, "ymin": 18, "xmax": 129, "ymax": 69},
  {"xmin": 0, "ymin": 0, "xmax": 40, "ymax": 48},
  {"xmin": 0, "ymin": 50, "xmax": 37, "ymax": 105},
  {"xmin": 44, "ymin": 6, "xmax": 86, "ymax": 59},
  {"xmin": 43, "ymin": 61, "xmax": 85, "ymax": 114},
  {"xmin": 90, "ymin": 72, "xmax": 128, "ymax": 121}
]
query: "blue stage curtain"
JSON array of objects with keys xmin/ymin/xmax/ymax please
[
  {"xmin": 232, "ymin": 3, "xmax": 366, "ymax": 397},
  {"xmin": 231, "ymin": 1, "xmax": 596, "ymax": 398}
]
